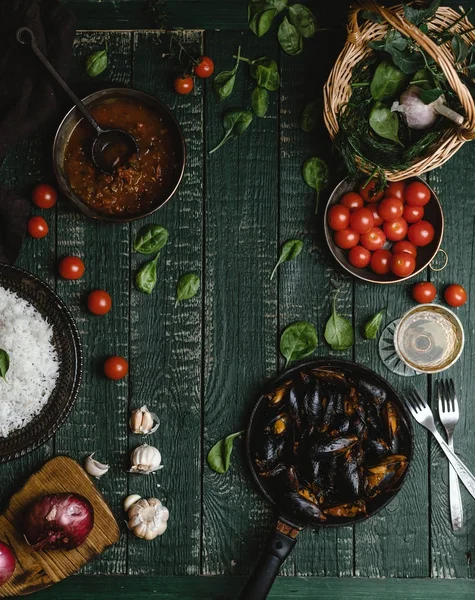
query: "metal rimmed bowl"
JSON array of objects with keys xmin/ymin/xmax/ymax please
[
  {"xmin": 324, "ymin": 176, "xmax": 444, "ymax": 284},
  {"xmin": 0, "ymin": 264, "xmax": 82, "ymax": 463},
  {"xmin": 53, "ymin": 88, "xmax": 186, "ymax": 223}
]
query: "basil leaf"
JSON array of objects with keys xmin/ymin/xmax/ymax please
[
  {"xmin": 369, "ymin": 31, "xmax": 425, "ymax": 75},
  {"xmin": 136, "ymin": 253, "xmax": 160, "ymax": 294},
  {"xmin": 213, "ymin": 47, "xmax": 241, "ymax": 101},
  {"xmin": 249, "ymin": 6, "xmax": 276, "ymax": 37},
  {"xmin": 324, "ymin": 294, "xmax": 354, "ymax": 351},
  {"xmin": 278, "ymin": 16, "xmax": 303, "ymax": 56},
  {"xmin": 419, "ymin": 88, "xmax": 444, "ymax": 104},
  {"xmin": 411, "ymin": 67, "xmax": 435, "ymax": 90},
  {"xmin": 288, "ymin": 4, "xmax": 317, "ymax": 38},
  {"xmin": 249, "ymin": 58, "xmax": 280, "ymax": 91},
  {"xmin": 251, "ymin": 86, "xmax": 269, "ymax": 117},
  {"xmin": 133, "ymin": 224, "xmax": 169, "ymax": 255},
  {"xmin": 176, "ymin": 273, "xmax": 200, "ymax": 306},
  {"xmin": 369, "ymin": 102, "xmax": 403, "ymax": 146},
  {"xmin": 302, "ymin": 156, "xmax": 328, "ymax": 213},
  {"xmin": 270, "ymin": 239, "xmax": 303, "ymax": 280},
  {"xmin": 209, "ymin": 109, "xmax": 253, "ymax": 154},
  {"xmin": 207, "ymin": 430, "xmax": 245, "ymax": 473},
  {"xmin": 86, "ymin": 44, "xmax": 108, "ymax": 77},
  {"xmin": 0, "ymin": 349, "xmax": 10, "ymax": 381},
  {"xmin": 364, "ymin": 309, "xmax": 386, "ymax": 340},
  {"xmin": 451, "ymin": 34, "xmax": 469, "ymax": 63},
  {"xmin": 300, "ymin": 99, "xmax": 320, "ymax": 132},
  {"xmin": 280, "ymin": 321, "xmax": 318, "ymax": 368},
  {"xmin": 403, "ymin": 0, "xmax": 441, "ymax": 26},
  {"xmin": 370, "ymin": 61, "xmax": 407, "ymax": 102}
]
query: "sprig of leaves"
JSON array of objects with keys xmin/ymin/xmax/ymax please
[
  {"xmin": 213, "ymin": 46, "xmax": 242, "ymax": 101},
  {"xmin": 270, "ymin": 239, "xmax": 303, "ymax": 279},
  {"xmin": 403, "ymin": 0, "xmax": 441, "ymax": 26},
  {"xmin": 209, "ymin": 110, "xmax": 253, "ymax": 154},
  {"xmin": 207, "ymin": 430, "xmax": 245, "ymax": 474}
]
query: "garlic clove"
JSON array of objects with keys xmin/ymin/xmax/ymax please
[
  {"xmin": 129, "ymin": 444, "xmax": 164, "ymax": 474},
  {"xmin": 85, "ymin": 453, "xmax": 110, "ymax": 478},
  {"xmin": 123, "ymin": 494, "xmax": 142, "ymax": 512},
  {"xmin": 126, "ymin": 496, "xmax": 169, "ymax": 541},
  {"xmin": 129, "ymin": 405, "xmax": 160, "ymax": 435}
]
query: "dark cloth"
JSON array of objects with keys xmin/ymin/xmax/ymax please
[{"xmin": 0, "ymin": 0, "xmax": 76, "ymax": 264}]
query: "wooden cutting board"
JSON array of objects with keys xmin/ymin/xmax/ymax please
[{"xmin": 0, "ymin": 456, "xmax": 120, "ymax": 597}]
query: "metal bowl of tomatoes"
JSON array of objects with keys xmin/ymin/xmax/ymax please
[{"xmin": 324, "ymin": 176, "xmax": 444, "ymax": 284}]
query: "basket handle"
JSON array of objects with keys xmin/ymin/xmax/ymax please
[{"xmin": 347, "ymin": 1, "xmax": 475, "ymax": 140}]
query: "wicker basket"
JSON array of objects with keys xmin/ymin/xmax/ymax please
[{"xmin": 324, "ymin": 1, "xmax": 475, "ymax": 181}]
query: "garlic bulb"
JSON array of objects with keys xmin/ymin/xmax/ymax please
[
  {"xmin": 392, "ymin": 85, "xmax": 464, "ymax": 130},
  {"xmin": 129, "ymin": 405, "xmax": 160, "ymax": 435},
  {"xmin": 129, "ymin": 444, "xmax": 164, "ymax": 474},
  {"xmin": 127, "ymin": 496, "xmax": 169, "ymax": 540},
  {"xmin": 84, "ymin": 453, "xmax": 110, "ymax": 478}
]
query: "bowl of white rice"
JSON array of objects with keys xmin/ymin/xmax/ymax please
[{"xmin": 0, "ymin": 264, "xmax": 82, "ymax": 462}]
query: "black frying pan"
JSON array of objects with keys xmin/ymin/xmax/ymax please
[{"xmin": 237, "ymin": 359, "xmax": 414, "ymax": 600}]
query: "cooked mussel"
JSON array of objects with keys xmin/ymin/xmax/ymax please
[
  {"xmin": 364, "ymin": 437, "xmax": 390, "ymax": 459},
  {"xmin": 385, "ymin": 401, "xmax": 401, "ymax": 453},
  {"xmin": 265, "ymin": 413, "xmax": 290, "ymax": 436},
  {"xmin": 280, "ymin": 491, "xmax": 326, "ymax": 524},
  {"xmin": 311, "ymin": 434, "xmax": 358, "ymax": 458},
  {"xmin": 356, "ymin": 379, "xmax": 387, "ymax": 407},
  {"xmin": 324, "ymin": 499, "xmax": 366, "ymax": 518},
  {"xmin": 364, "ymin": 454, "xmax": 408, "ymax": 497},
  {"xmin": 337, "ymin": 447, "xmax": 362, "ymax": 500},
  {"xmin": 301, "ymin": 375, "xmax": 324, "ymax": 426},
  {"xmin": 254, "ymin": 434, "xmax": 288, "ymax": 472},
  {"xmin": 264, "ymin": 380, "xmax": 292, "ymax": 407}
]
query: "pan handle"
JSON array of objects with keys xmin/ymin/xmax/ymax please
[{"xmin": 237, "ymin": 523, "xmax": 299, "ymax": 600}]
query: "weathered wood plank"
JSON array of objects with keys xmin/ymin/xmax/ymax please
[{"xmin": 128, "ymin": 30, "xmax": 203, "ymax": 576}]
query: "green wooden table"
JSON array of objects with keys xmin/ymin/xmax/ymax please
[{"xmin": 2, "ymin": 0, "xmax": 475, "ymax": 597}]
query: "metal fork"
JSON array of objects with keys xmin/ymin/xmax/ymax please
[
  {"xmin": 404, "ymin": 388, "xmax": 475, "ymax": 500},
  {"xmin": 437, "ymin": 379, "xmax": 463, "ymax": 531}
]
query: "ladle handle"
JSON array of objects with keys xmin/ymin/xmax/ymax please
[{"xmin": 16, "ymin": 27, "xmax": 102, "ymax": 135}]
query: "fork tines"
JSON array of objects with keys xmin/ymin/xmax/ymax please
[
  {"xmin": 404, "ymin": 387, "xmax": 425, "ymax": 414},
  {"xmin": 437, "ymin": 378, "xmax": 458, "ymax": 414}
]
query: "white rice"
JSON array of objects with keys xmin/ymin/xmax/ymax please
[{"xmin": 0, "ymin": 286, "xmax": 59, "ymax": 438}]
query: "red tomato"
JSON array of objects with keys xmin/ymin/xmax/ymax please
[
  {"xmin": 370, "ymin": 249, "xmax": 392, "ymax": 275},
  {"xmin": 383, "ymin": 217, "xmax": 408, "ymax": 242},
  {"xmin": 350, "ymin": 207, "xmax": 374, "ymax": 234},
  {"xmin": 359, "ymin": 179, "xmax": 384, "ymax": 203},
  {"xmin": 391, "ymin": 253, "xmax": 416, "ymax": 278},
  {"xmin": 407, "ymin": 221, "xmax": 435, "ymax": 247},
  {"xmin": 444, "ymin": 284, "xmax": 467, "ymax": 307},
  {"xmin": 368, "ymin": 205, "xmax": 383, "ymax": 227},
  {"xmin": 32, "ymin": 183, "xmax": 57, "ymax": 209},
  {"xmin": 412, "ymin": 282, "xmax": 437, "ymax": 303},
  {"xmin": 403, "ymin": 204, "xmax": 424, "ymax": 224},
  {"xmin": 360, "ymin": 227, "xmax": 386, "ymax": 251},
  {"xmin": 58, "ymin": 256, "xmax": 85, "ymax": 280},
  {"xmin": 328, "ymin": 205, "xmax": 350, "ymax": 231},
  {"xmin": 405, "ymin": 181, "xmax": 431, "ymax": 206},
  {"xmin": 174, "ymin": 75, "xmax": 194, "ymax": 95},
  {"xmin": 194, "ymin": 56, "xmax": 214, "ymax": 78},
  {"xmin": 348, "ymin": 245, "xmax": 371, "ymax": 269},
  {"xmin": 385, "ymin": 181, "xmax": 405, "ymax": 200},
  {"xmin": 340, "ymin": 192, "xmax": 364, "ymax": 211},
  {"xmin": 378, "ymin": 196, "xmax": 404, "ymax": 222},
  {"xmin": 392, "ymin": 240, "xmax": 417, "ymax": 258},
  {"xmin": 334, "ymin": 229, "xmax": 360, "ymax": 250},
  {"xmin": 87, "ymin": 290, "xmax": 112, "ymax": 315},
  {"xmin": 104, "ymin": 356, "xmax": 129, "ymax": 380},
  {"xmin": 27, "ymin": 216, "xmax": 48, "ymax": 238}
]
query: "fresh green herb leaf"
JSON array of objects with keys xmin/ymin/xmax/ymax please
[
  {"xmin": 362, "ymin": 10, "xmax": 384, "ymax": 23},
  {"xmin": 324, "ymin": 293, "xmax": 354, "ymax": 351},
  {"xmin": 369, "ymin": 31, "xmax": 425, "ymax": 74},
  {"xmin": 419, "ymin": 87, "xmax": 444, "ymax": 104},
  {"xmin": 251, "ymin": 86, "xmax": 269, "ymax": 117},
  {"xmin": 133, "ymin": 224, "xmax": 169, "ymax": 255},
  {"xmin": 370, "ymin": 61, "xmax": 407, "ymax": 101},
  {"xmin": 411, "ymin": 67, "xmax": 435, "ymax": 90},
  {"xmin": 403, "ymin": 0, "xmax": 441, "ymax": 26},
  {"xmin": 213, "ymin": 46, "xmax": 241, "ymax": 101},
  {"xmin": 364, "ymin": 309, "xmax": 386, "ymax": 340},
  {"xmin": 209, "ymin": 110, "xmax": 253, "ymax": 154},
  {"xmin": 270, "ymin": 239, "xmax": 303, "ymax": 280},
  {"xmin": 86, "ymin": 43, "xmax": 108, "ymax": 77},
  {"xmin": 288, "ymin": 4, "xmax": 317, "ymax": 38},
  {"xmin": 136, "ymin": 253, "xmax": 160, "ymax": 294},
  {"xmin": 207, "ymin": 430, "xmax": 245, "ymax": 473},
  {"xmin": 249, "ymin": 58, "xmax": 280, "ymax": 91},
  {"xmin": 0, "ymin": 349, "xmax": 10, "ymax": 381},
  {"xmin": 249, "ymin": 5, "xmax": 276, "ymax": 37},
  {"xmin": 451, "ymin": 33, "xmax": 469, "ymax": 63},
  {"xmin": 278, "ymin": 16, "xmax": 303, "ymax": 56},
  {"xmin": 302, "ymin": 156, "xmax": 328, "ymax": 213},
  {"xmin": 369, "ymin": 102, "xmax": 403, "ymax": 146},
  {"xmin": 280, "ymin": 321, "xmax": 318, "ymax": 368},
  {"xmin": 176, "ymin": 273, "xmax": 200, "ymax": 306},
  {"xmin": 300, "ymin": 99, "xmax": 320, "ymax": 132}
]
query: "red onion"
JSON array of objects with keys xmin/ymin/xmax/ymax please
[
  {"xmin": 23, "ymin": 493, "xmax": 94, "ymax": 550},
  {"xmin": 0, "ymin": 541, "xmax": 16, "ymax": 586}
]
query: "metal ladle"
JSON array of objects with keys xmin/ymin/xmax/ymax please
[{"xmin": 16, "ymin": 27, "xmax": 139, "ymax": 174}]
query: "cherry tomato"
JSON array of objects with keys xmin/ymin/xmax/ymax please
[
  {"xmin": 370, "ymin": 249, "xmax": 392, "ymax": 275},
  {"xmin": 403, "ymin": 204, "xmax": 424, "ymax": 224},
  {"xmin": 391, "ymin": 252, "xmax": 416, "ymax": 278},
  {"xmin": 359, "ymin": 179, "xmax": 384, "ymax": 203},
  {"xmin": 407, "ymin": 221, "xmax": 435, "ymax": 247},
  {"xmin": 328, "ymin": 205, "xmax": 350, "ymax": 231},
  {"xmin": 378, "ymin": 196, "xmax": 404, "ymax": 222},
  {"xmin": 27, "ymin": 216, "xmax": 48, "ymax": 238},
  {"xmin": 32, "ymin": 184, "xmax": 57, "ymax": 209},
  {"xmin": 412, "ymin": 282, "xmax": 436, "ymax": 303},
  {"xmin": 104, "ymin": 356, "xmax": 129, "ymax": 380},
  {"xmin": 368, "ymin": 205, "xmax": 383, "ymax": 227},
  {"xmin": 174, "ymin": 75, "xmax": 194, "ymax": 95},
  {"xmin": 405, "ymin": 181, "xmax": 431, "ymax": 206},
  {"xmin": 340, "ymin": 192, "xmax": 364, "ymax": 211},
  {"xmin": 385, "ymin": 181, "xmax": 405, "ymax": 200},
  {"xmin": 392, "ymin": 240, "xmax": 417, "ymax": 258},
  {"xmin": 87, "ymin": 290, "xmax": 112, "ymax": 315},
  {"xmin": 348, "ymin": 245, "xmax": 371, "ymax": 269},
  {"xmin": 444, "ymin": 284, "xmax": 467, "ymax": 307},
  {"xmin": 58, "ymin": 256, "xmax": 85, "ymax": 280},
  {"xmin": 350, "ymin": 207, "xmax": 374, "ymax": 234},
  {"xmin": 383, "ymin": 217, "xmax": 408, "ymax": 242},
  {"xmin": 194, "ymin": 56, "xmax": 214, "ymax": 78},
  {"xmin": 360, "ymin": 227, "xmax": 386, "ymax": 251},
  {"xmin": 334, "ymin": 228, "xmax": 360, "ymax": 250}
]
